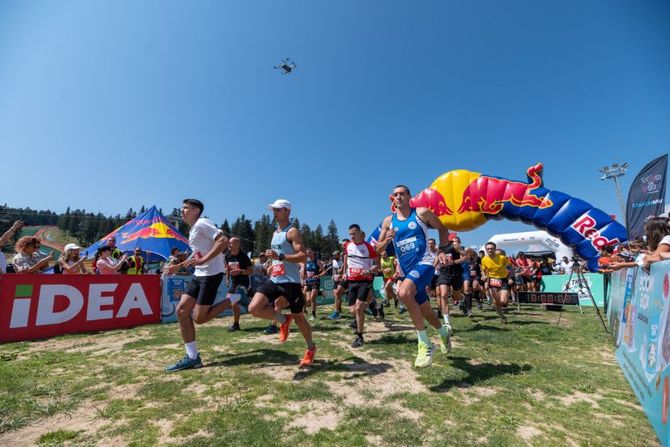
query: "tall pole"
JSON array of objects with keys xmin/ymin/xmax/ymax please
[{"xmin": 599, "ymin": 163, "xmax": 628, "ymax": 221}]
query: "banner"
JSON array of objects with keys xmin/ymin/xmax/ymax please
[
  {"xmin": 161, "ymin": 275, "xmax": 232, "ymax": 323},
  {"xmin": 608, "ymin": 261, "xmax": 670, "ymax": 445},
  {"xmin": 0, "ymin": 274, "xmax": 161, "ymax": 343},
  {"xmin": 626, "ymin": 154, "xmax": 668, "ymax": 241},
  {"xmin": 539, "ymin": 273, "xmax": 605, "ymax": 307}
]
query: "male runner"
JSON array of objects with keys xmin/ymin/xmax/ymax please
[
  {"xmin": 225, "ymin": 237, "xmax": 253, "ymax": 331},
  {"xmin": 327, "ymin": 241, "xmax": 349, "ymax": 320},
  {"xmin": 342, "ymin": 224, "xmax": 379, "ymax": 348},
  {"xmin": 435, "ymin": 237, "xmax": 466, "ymax": 330},
  {"xmin": 248, "ymin": 199, "xmax": 316, "ymax": 367},
  {"xmin": 481, "ymin": 242, "xmax": 511, "ymax": 324},
  {"xmin": 165, "ymin": 199, "xmax": 236, "ymax": 372},
  {"xmin": 380, "ymin": 251, "xmax": 398, "ymax": 308},
  {"xmin": 376, "ymin": 185, "xmax": 452, "ymax": 367},
  {"xmin": 303, "ymin": 248, "xmax": 323, "ymax": 321}
]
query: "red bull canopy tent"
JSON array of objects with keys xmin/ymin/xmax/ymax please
[{"xmin": 82, "ymin": 206, "xmax": 190, "ymax": 261}]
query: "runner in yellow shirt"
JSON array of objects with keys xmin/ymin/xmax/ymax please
[{"xmin": 480, "ymin": 242, "xmax": 511, "ymax": 324}]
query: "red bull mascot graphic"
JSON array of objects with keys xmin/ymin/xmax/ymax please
[{"xmin": 384, "ymin": 163, "xmax": 627, "ymax": 272}]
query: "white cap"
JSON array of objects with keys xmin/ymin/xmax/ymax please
[
  {"xmin": 64, "ymin": 243, "xmax": 81, "ymax": 252},
  {"xmin": 267, "ymin": 199, "xmax": 292, "ymax": 210}
]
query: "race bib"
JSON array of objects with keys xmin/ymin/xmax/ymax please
[
  {"xmin": 349, "ymin": 267, "xmax": 365, "ymax": 277},
  {"xmin": 271, "ymin": 262, "xmax": 286, "ymax": 277},
  {"xmin": 396, "ymin": 237, "xmax": 417, "ymax": 255},
  {"xmin": 307, "ymin": 271, "xmax": 315, "ymax": 278},
  {"xmin": 229, "ymin": 262, "xmax": 240, "ymax": 272},
  {"xmin": 470, "ymin": 269, "xmax": 477, "ymax": 276},
  {"xmin": 489, "ymin": 278, "xmax": 502, "ymax": 288}
]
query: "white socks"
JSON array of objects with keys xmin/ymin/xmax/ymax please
[{"xmin": 185, "ymin": 341, "xmax": 198, "ymax": 360}]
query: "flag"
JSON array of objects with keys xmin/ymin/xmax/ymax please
[{"xmin": 626, "ymin": 154, "xmax": 668, "ymax": 241}]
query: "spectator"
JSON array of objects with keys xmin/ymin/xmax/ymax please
[
  {"xmin": 0, "ymin": 220, "xmax": 23, "ymax": 274},
  {"xmin": 643, "ymin": 217, "xmax": 670, "ymax": 267},
  {"xmin": 12, "ymin": 236, "xmax": 53, "ymax": 274},
  {"xmin": 127, "ymin": 247, "xmax": 147, "ymax": 275},
  {"xmin": 96, "ymin": 246, "xmax": 128, "ymax": 274},
  {"xmin": 59, "ymin": 243, "xmax": 89, "ymax": 274}
]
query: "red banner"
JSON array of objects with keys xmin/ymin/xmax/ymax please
[{"xmin": 0, "ymin": 274, "xmax": 161, "ymax": 343}]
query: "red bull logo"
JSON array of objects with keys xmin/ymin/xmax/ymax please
[
  {"xmin": 122, "ymin": 222, "xmax": 188, "ymax": 244},
  {"xmin": 458, "ymin": 163, "xmax": 552, "ymax": 215},
  {"xmin": 571, "ymin": 214, "xmax": 620, "ymax": 250},
  {"xmin": 409, "ymin": 188, "xmax": 453, "ymax": 216}
]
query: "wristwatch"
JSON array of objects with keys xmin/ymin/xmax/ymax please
[{"xmin": 278, "ymin": 253, "xmax": 285, "ymax": 261}]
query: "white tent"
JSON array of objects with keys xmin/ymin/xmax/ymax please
[{"xmin": 481, "ymin": 230, "xmax": 573, "ymax": 259}]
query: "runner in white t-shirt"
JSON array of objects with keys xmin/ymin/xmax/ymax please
[{"xmin": 165, "ymin": 199, "xmax": 234, "ymax": 372}]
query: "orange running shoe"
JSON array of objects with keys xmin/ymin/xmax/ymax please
[
  {"xmin": 300, "ymin": 345, "xmax": 317, "ymax": 367},
  {"xmin": 278, "ymin": 314, "xmax": 293, "ymax": 343}
]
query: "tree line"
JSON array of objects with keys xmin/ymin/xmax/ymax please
[{"xmin": 1, "ymin": 204, "xmax": 341, "ymax": 259}]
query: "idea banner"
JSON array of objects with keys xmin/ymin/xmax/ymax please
[{"xmin": 0, "ymin": 274, "xmax": 161, "ymax": 343}]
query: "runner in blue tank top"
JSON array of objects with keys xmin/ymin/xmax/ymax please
[
  {"xmin": 376, "ymin": 185, "xmax": 453, "ymax": 368},
  {"xmin": 248, "ymin": 199, "xmax": 317, "ymax": 368}
]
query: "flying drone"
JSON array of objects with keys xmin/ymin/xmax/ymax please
[{"xmin": 274, "ymin": 57, "xmax": 296, "ymax": 74}]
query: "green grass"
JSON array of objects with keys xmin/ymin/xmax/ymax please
[{"xmin": 0, "ymin": 304, "xmax": 659, "ymax": 446}]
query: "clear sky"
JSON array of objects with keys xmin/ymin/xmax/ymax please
[{"xmin": 1, "ymin": 1, "xmax": 669, "ymax": 247}]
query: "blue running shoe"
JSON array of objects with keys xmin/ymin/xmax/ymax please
[
  {"xmin": 165, "ymin": 354, "xmax": 202, "ymax": 373},
  {"xmin": 327, "ymin": 311, "xmax": 341, "ymax": 320}
]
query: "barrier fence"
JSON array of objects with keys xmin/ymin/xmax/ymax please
[
  {"xmin": 0, "ymin": 274, "xmax": 161, "ymax": 343},
  {"xmin": 608, "ymin": 260, "xmax": 670, "ymax": 446}
]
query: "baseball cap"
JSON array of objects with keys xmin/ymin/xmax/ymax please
[
  {"xmin": 64, "ymin": 243, "xmax": 81, "ymax": 251},
  {"xmin": 267, "ymin": 199, "xmax": 292, "ymax": 210}
]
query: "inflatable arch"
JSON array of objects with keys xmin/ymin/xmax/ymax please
[
  {"xmin": 482, "ymin": 231, "xmax": 574, "ymax": 261},
  {"xmin": 370, "ymin": 163, "xmax": 627, "ymax": 272}
]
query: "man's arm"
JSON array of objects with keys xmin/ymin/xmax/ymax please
[
  {"xmin": 285, "ymin": 227, "xmax": 307, "ymax": 263},
  {"xmin": 375, "ymin": 216, "xmax": 394, "ymax": 254}
]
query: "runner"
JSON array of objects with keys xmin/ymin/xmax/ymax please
[
  {"xmin": 327, "ymin": 242, "xmax": 349, "ymax": 320},
  {"xmin": 435, "ymin": 237, "xmax": 465, "ymax": 331},
  {"xmin": 248, "ymin": 199, "xmax": 316, "ymax": 367},
  {"xmin": 342, "ymin": 224, "xmax": 379, "ymax": 348},
  {"xmin": 380, "ymin": 250, "xmax": 398, "ymax": 308},
  {"xmin": 466, "ymin": 248, "xmax": 484, "ymax": 310},
  {"xmin": 426, "ymin": 238, "xmax": 440, "ymax": 301},
  {"xmin": 481, "ymin": 242, "xmax": 512, "ymax": 324},
  {"xmin": 303, "ymin": 247, "xmax": 323, "ymax": 321},
  {"xmin": 165, "ymin": 199, "xmax": 236, "ymax": 372},
  {"xmin": 376, "ymin": 185, "xmax": 452, "ymax": 367},
  {"xmin": 458, "ymin": 241, "xmax": 474, "ymax": 318},
  {"xmin": 225, "ymin": 237, "xmax": 253, "ymax": 332}
]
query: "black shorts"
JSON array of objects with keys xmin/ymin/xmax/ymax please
[
  {"xmin": 488, "ymin": 277, "xmax": 510, "ymax": 291},
  {"xmin": 471, "ymin": 276, "xmax": 482, "ymax": 284},
  {"xmin": 347, "ymin": 280, "xmax": 373, "ymax": 306},
  {"xmin": 258, "ymin": 281, "xmax": 305, "ymax": 314},
  {"xmin": 436, "ymin": 272, "xmax": 463, "ymax": 290},
  {"xmin": 185, "ymin": 272, "xmax": 224, "ymax": 306},
  {"xmin": 334, "ymin": 279, "xmax": 348, "ymax": 290},
  {"xmin": 305, "ymin": 282, "xmax": 320, "ymax": 292},
  {"xmin": 430, "ymin": 274, "xmax": 439, "ymax": 289}
]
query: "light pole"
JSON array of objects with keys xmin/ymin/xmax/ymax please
[{"xmin": 599, "ymin": 162, "xmax": 628, "ymax": 221}]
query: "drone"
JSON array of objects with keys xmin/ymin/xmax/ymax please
[{"xmin": 273, "ymin": 57, "xmax": 296, "ymax": 74}]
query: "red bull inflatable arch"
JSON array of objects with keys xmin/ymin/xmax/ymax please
[{"xmin": 373, "ymin": 163, "xmax": 627, "ymax": 272}]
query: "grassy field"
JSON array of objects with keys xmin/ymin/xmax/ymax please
[{"xmin": 0, "ymin": 303, "xmax": 657, "ymax": 447}]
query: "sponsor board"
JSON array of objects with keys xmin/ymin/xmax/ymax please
[{"xmin": 0, "ymin": 274, "xmax": 161, "ymax": 342}]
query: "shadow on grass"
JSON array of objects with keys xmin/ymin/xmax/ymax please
[
  {"xmin": 293, "ymin": 356, "xmax": 393, "ymax": 381},
  {"xmin": 430, "ymin": 356, "xmax": 533, "ymax": 392},
  {"xmin": 457, "ymin": 324, "xmax": 508, "ymax": 333},
  {"xmin": 367, "ymin": 333, "xmax": 414, "ymax": 345},
  {"xmin": 206, "ymin": 348, "xmax": 300, "ymax": 368}
]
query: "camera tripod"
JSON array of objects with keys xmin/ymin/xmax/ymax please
[{"xmin": 557, "ymin": 259, "xmax": 609, "ymax": 333}]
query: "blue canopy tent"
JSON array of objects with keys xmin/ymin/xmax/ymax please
[{"xmin": 82, "ymin": 206, "xmax": 190, "ymax": 262}]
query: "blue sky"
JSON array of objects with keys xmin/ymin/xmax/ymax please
[{"xmin": 1, "ymin": 1, "xmax": 669, "ymax": 247}]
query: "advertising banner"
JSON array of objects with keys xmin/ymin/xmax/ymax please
[
  {"xmin": 626, "ymin": 154, "xmax": 668, "ymax": 241},
  {"xmin": 161, "ymin": 275, "xmax": 232, "ymax": 323},
  {"xmin": 540, "ymin": 273, "xmax": 604, "ymax": 307},
  {"xmin": 609, "ymin": 261, "xmax": 670, "ymax": 446},
  {"xmin": 0, "ymin": 274, "xmax": 161, "ymax": 343},
  {"xmin": 318, "ymin": 276, "xmax": 335, "ymax": 305}
]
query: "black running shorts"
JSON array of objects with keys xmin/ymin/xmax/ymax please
[
  {"xmin": 258, "ymin": 280, "xmax": 305, "ymax": 314},
  {"xmin": 185, "ymin": 272, "xmax": 224, "ymax": 306},
  {"xmin": 347, "ymin": 280, "xmax": 373, "ymax": 306}
]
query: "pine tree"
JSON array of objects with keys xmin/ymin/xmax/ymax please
[
  {"xmin": 253, "ymin": 214, "xmax": 274, "ymax": 255},
  {"xmin": 221, "ymin": 219, "xmax": 231, "ymax": 236},
  {"xmin": 326, "ymin": 220, "xmax": 339, "ymax": 255}
]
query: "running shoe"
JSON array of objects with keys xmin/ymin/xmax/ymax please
[
  {"xmin": 165, "ymin": 354, "xmax": 202, "ymax": 373},
  {"xmin": 327, "ymin": 311, "xmax": 341, "ymax": 320},
  {"xmin": 228, "ymin": 322, "xmax": 240, "ymax": 332},
  {"xmin": 309, "ymin": 314, "xmax": 316, "ymax": 321},
  {"xmin": 351, "ymin": 335, "xmax": 364, "ymax": 348},
  {"xmin": 439, "ymin": 328, "xmax": 452, "ymax": 355},
  {"xmin": 299, "ymin": 346, "xmax": 317, "ymax": 367},
  {"xmin": 398, "ymin": 306, "xmax": 407, "ymax": 315},
  {"xmin": 467, "ymin": 311, "xmax": 474, "ymax": 318},
  {"xmin": 264, "ymin": 324, "xmax": 278, "ymax": 335},
  {"xmin": 477, "ymin": 301, "xmax": 483, "ymax": 310},
  {"xmin": 414, "ymin": 342, "xmax": 435, "ymax": 368},
  {"xmin": 458, "ymin": 300, "xmax": 467, "ymax": 315},
  {"xmin": 378, "ymin": 306, "xmax": 385, "ymax": 321},
  {"xmin": 279, "ymin": 314, "xmax": 293, "ymax": 342}
]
